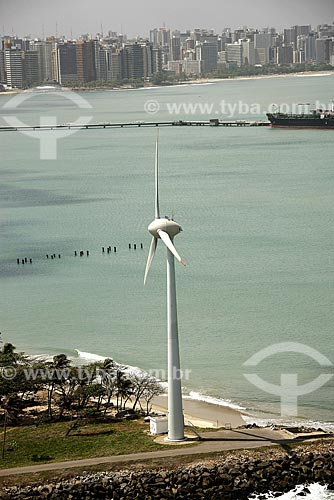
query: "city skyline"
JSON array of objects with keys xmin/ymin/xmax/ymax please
[{"xmin": 1, "ymin": 0, "xmax": 333, "ymax": 39}]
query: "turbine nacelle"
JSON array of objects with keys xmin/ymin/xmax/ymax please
[{"xmin": 148, "ymin": 218, "xmax": 182, "ymax": 240}]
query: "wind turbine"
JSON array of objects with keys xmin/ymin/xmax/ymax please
[{"xmin": 144, "ymin": 129, "xmax": 186, "ymax": 441}]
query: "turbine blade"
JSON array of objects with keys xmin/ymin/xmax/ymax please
[
  {"xmin": 144, "ymin": 237, "xmax": 158, "ymax": 285},
  {"xmin": 155, "ymin": 129, "xmax": 160, "ymax": 219},
  {"xmin": 158, "ymin": 230, "xmax": 186, "ymax": 266}
]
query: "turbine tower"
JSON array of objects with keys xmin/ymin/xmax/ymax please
[{"xmin": 144, "ymin": 130, "xmax": 186, "ymax": 441}]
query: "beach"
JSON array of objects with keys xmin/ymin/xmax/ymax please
[
  {"xmin": 152, "ymin": 395, "xmax": 246, "ymax": 429},
  {"xmin": 1, "ymin": 69, "xmax": 333, "ymax": 96}
]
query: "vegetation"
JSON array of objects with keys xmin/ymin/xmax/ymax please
[
  {"xmin": 0, "ymin": 419, "xmax": 169, "ymax": 468},
  {"xmin": 60, "ymin": 63, "xmax": 334, "ymax": 91},
  {"xmin": 0, "ymin": 336, "xmax": 165, "ymax": 466}
]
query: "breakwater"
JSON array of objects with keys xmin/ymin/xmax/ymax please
[{"xmin": 0, "ymin": 441, "xmax": 332, "ymax": 499}]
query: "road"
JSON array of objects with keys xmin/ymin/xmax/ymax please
[{"xmin": 0, "ymin": 428, "xmax": 318, "ymax": 477}]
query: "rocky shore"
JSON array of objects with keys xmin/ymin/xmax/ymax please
[{"xmin": 0, "ymin": 441, "xmax": 332, "ymax": 499}]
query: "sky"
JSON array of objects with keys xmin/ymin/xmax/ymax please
[{"xmin": 0, "ymin": 0, "xmax": 333, "ymax": 39}]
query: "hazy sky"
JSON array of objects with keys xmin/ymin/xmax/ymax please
[{"xmin": 0, "ymin": 0, "xmax": 333, "ymax": 39}]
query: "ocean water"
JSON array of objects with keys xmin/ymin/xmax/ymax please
[
  {"xmin": 250, "ymin": 483, "xmax": 334, "ymax": 499},
  {"xmin": 0, "ymin": 74, "xmax": 333, "ymax": 435}
]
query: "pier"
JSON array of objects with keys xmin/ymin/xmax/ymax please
[{"xmin": 0, "ymin": 119, "xmax": 270, "ymax": 132}]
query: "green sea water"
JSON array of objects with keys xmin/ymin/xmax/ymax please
[{"xmin": 0, "ymin": 74, "xmax": 333, "ymax": 428}]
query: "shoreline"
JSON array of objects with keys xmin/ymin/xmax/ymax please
[
  {"xmin": 1, "ymin": 70, "xmax": 333, "ymax": 96},
  {"xmin": 151, "ymin": 395, "xmax": 245, "ymax": 429}
]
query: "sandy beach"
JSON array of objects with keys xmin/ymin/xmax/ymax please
[
  {"xmin": 1, "ymin": 70, "xmax": 333, "ymax": 96},
  {"xmin": 151, "ymin": 395, "xmax": 245, "ymax": 429}
]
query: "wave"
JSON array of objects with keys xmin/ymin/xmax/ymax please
[
  {"xmin": 242, "ymin": 414, "xmax": 334, "ymax": 433},
  {"xmin": 249, "ymin": 483, "xmax": 334, "ymax": 499},
  {"xmin": 38, "ymin": 349, "xmax": 333, "ymax": 432},
  {"xmin": 295, "ymin": 72, "xmax": 334, "ymax": 77},
  {"xmin": 75, "ymin": 349, "xmax": 107, "ymax": 362},
  {"xmin": 186, "ymin": 391, "xmax": 246, "ymax": 411}
]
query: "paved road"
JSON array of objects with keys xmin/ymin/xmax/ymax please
[{"xmin": 0, "ymin": 428, "xmax": 302, "ymax": 477}]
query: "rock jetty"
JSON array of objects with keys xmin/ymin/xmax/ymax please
[{"xmin": 0, "ymin": 441, "xmax": 333, "ymax": 499}]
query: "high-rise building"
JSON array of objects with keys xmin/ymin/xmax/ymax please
[
  {"xmin": 254, "ymin": 33, "xmax": 272, "ymax": 49},
  {"xmin": 76, "ymin": 41, "xmax": 96, "ymax": 82},
  {"xmin": 169, "ymin": 35, "xmax": 181, "ymax": 61},
  {"xmin": 30, "ymin": 41, "xmax": 52, "ymax": 81},
  {"xmin": 98, "ymin": 46, "xmax": 113, "ymax": 81},
  {"xmin": 150, "ymin": 29, "xmax": 159, "ymax": 47},
  {"xmin": 315, "ymin": 38, "xmax": 332, "ymax": 63},
  {"xmin": 226, "ymin": 42, "xmax": 243, "ymax": 67},
  {"xmin": 4, "ymin": 47, "xmax": 23, "ymax": 88},
  {"xmin": 283, "ymin": 27, "xmax": 296, "ymax": 46},
  {"xmin": 304, "ymin": 33, "xmax": 316, "ymax": 61},
  {"xmin": 54, "ymin": 42, "xmax": 77, "ymax": 84},
  {"xmin": 142, "ymin": 43, "xmax": 153, "ymax": 78},
  {"xmin": 125, "ymin": 43, "xmax": 144, "ymax": 80},
  {"xmin": 0, "ymin": 50, "xmax": 6, "ymax": 82},
  {"xmin": 152, "ymin": 47, "xmax": 163, "ymax": 74},
  {"xmin": 23, "ymin": 50, "xmax": 40, "ymax": 86},
  {"xmin": 111, "ymin": 51, "xmax": 123, "ymax": 81},
  {"xmin": 255, "ymin": 47, "xmax": 270, "ymax": 65},
  {"xmin": 241, "ymin": 39, "xmax": 255, "ymax": 65},
  {"xmin": 277, "ymin": 44, "xmax": 293, "ymax": 65},
  {"xmin": 195, "ymin": 40, "xmax": 217, "ymax": 73}
]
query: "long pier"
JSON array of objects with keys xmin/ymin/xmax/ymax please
[{"xmin": 0, "ymin": 119, "xmax": 270, "ymax": 132}]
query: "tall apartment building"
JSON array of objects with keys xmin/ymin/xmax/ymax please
[
  {"xmin": 4, "ymin": 47, "xmax": 23, "ymax": 88},
  {"xmin": 315, "ymin": 38, "xmax": 332, "ymax": 63},
  {"xmin": 241, "ymin": 39, "xmax": 255, "ymax": 65},
  {"xmin": 53, "ymin": 42, "xmax": 77, "ymax": 84},
  {"xmin": 195, "ymin": 40, "xmax": 218, "ymax": 72},
  {"xmin": 152, "ymin": 47, "xmax": 163, "ymax": 74},
  {"xmin": 169, "ymin": 35, "xmax": 181, "ymax": 61},
  {"xmin": 30, "ymin": 41, "xmax": 52, "ymax": 81},
  {"xmin": 277, "ymin": 44, "xmax": 294, "ymax": 65},
  {"xmin": 125, "ymin": 43, "xmax": 144, "ymax": 79},
  {"xmin": 254, "ymin": 33, "xmax": 272, "ymax": 49},
  {"xmin": 98, "ymin": 46, "xmax": 113, "ymax": 81},
  {"xmin": 226, "ymin": 42, "xmax": 243, "ymax": 67},
  {"xmin": 0, "ymin": 50, "xmax": 6, "ymax": 82},
  {"xmin": 142, "ymin": 43, "xmax": 153, "ymax": 78},
  {"xmin": 23, "ymin": 50, "xmax": 40, "ymax": 86},
  {"xmin": 111, "ymin": 51, "xmax": 123, "ymax": 81},
  {"xmin": 76, "ymin": 41, "xmax": 96, "ymax": 82}
]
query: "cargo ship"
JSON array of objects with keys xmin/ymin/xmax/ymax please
[{"xmin": 267, "ymin": 109, "xmax": 334, "ymax": 128}]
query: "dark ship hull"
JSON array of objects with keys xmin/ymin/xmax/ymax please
[{"xmin": 267, "ymin": 113, "xmax": 334, "ymax": 129}]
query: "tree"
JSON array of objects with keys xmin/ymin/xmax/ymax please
[{"xmin": 130, "ymin": 373, "xmax": 165, "ymax": 414}]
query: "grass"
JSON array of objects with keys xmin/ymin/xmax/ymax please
[{"xmin": 0, "ymin": 419, "xmax": 170, "ymax": 469}]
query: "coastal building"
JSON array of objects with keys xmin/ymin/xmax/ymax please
[
  {"xmin": 315, "ymin": 38, "xmax": 332, "ymax": 64},
  {"xmin": 22, "ymin": 50, "xmax": 40, "ymax": 86},
  {"xmin": 241, "ymin": 39, "xmax": 255, "ymax": 65},
  {"xmin": 30, "ymin": 41, "xmax": 52, "ymax": 82},
  {"xmin": 111, "ymin": 51, "xmax": 123, "ymax": 81},
  {"xmin": 254, "ymin": 33, "xmax": 272, "ymax": 49},
  {"xmin": 255, "ymin": 47, "xmax": 271, "ymax": 65},
  {"xmin": 4, "ymin": 47, "xmax": 24, "ymax": 88},
  {"xmin": 169, "ymin": 34, "xmax": 181, "ymax": 61},
  {"xmin": 53, "ymin": 42, "xmax": 77, "ymax": 84},
  {"xmin": 142, "ymin": 43, "xmax": 153, "ymax": 78},
  {"xmin": 276, "ymin": 44, "xmax": 293, "ymax": 65},
  {"xmin": 125, "ymin": 43, "xmax": 144, "ymax": 80},
  {"xmin": 0, "ymin": 50, "xmax": 6, "ymax": 82},
  {"xmin": 226, "ymin": 42, "xmax": 243, "ymax": 67},
  {"xmin": 76, "ymin": 40, "xmax": 96, "ymax": 82},
  {"xmin": 195, "ymin": 40, "xmax": 218, "ymax": 73},
  {"xmin": 152, "ymin": 47, "xmax": 163, "ymax": 74},
  {"xmin": 182, "ymin": 59, "xmax": 201, "ymax": 75}
]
